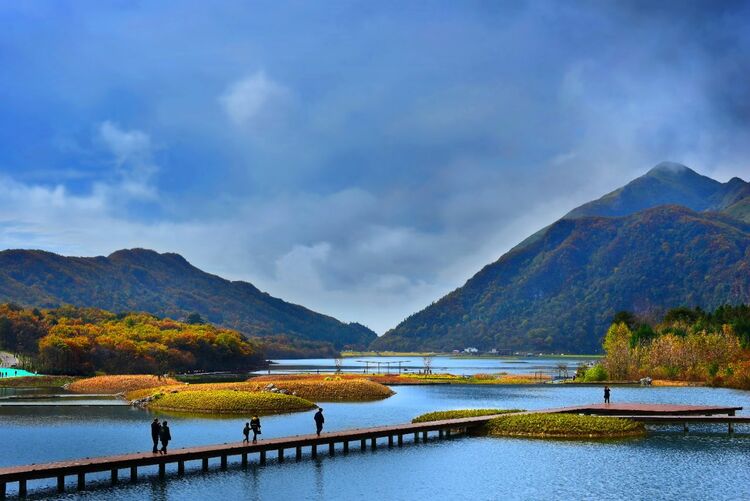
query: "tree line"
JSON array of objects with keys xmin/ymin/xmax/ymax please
[
  {"xmin": 595, "ymin": 305, "xmax": 750, "ymax": 389},
  {"xmin": 0, "ymin": 304, "xmax": 264, "ymax": 375}
]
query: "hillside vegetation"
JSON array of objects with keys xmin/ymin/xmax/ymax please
[
  {"xmin": 0, "ymin": 248, "xmax": 376, "ymax": 354},
  {"xmin": 374, "ymin": 164, "xmax": 750, "ymax": 353},
  {"xmin": 0, "ymin": 304, "xmax": 264, "ymax": 375}
]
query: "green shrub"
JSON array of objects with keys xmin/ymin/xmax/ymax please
[
  {"xmin": 483, "ymin": 413, "xmax": 645, "ymax": 439},
  {"xmin": 583, "ymin": 364, "xmax": 608, "ymax": 382},
  {"xmin": 412, "ymin": 408, "xmax": 523, "ymax": 423}
]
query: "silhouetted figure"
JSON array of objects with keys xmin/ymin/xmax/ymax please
[
  {"xmin": 151, "ymin": 418, "xmax": 161, "ymax": 453},
  {"xmin": 159, "ymin": 420, "xmax": 171, "ymax": 454},
  {"xmin": 314, "ymin": 408, "xmax": 325, "ymax": 436},
  {"xmin": 243, "ymin": 422, "xmax": 250, "ymax": 443},
  {"xmin": 604, "ymin": 385, "xmax": 611, "ymax": 404},
  {"xmin": 250, "ymin": 415, "xmax": 261, "ymax": 443}
]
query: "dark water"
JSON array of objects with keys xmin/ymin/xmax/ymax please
[{"xmin": 1, "ymin": 384, "xmax": 749, "ymax": 500}]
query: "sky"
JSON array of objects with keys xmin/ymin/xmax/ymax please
[{"xmin": 1, "ymin": 1, "xmax": 749, "ymax": 334}]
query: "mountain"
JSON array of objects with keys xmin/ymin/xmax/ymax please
[
  {"xmin": 373, "ymin": 164, "xmax": 750, "ymax": 353},
  {"xmin": 0, "ymin": 248, "xmax": 376, "ymax": 352},
  {"xmin": 565, "ymin": 162, "xmax": 750, "ymax": 220}
]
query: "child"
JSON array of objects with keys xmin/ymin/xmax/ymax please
[{"xmin": 243, "ymin": 422, "xmax": 250, "ymax": 443}]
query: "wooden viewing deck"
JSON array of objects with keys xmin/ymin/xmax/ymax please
[{"xmin": 0, "ymin": 403, "xmax": 743, "ymax": 498}]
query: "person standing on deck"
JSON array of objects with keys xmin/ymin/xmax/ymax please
[
  {"xmin": 243, "ymin": 422, "xmax": 250, "ymax": 443},
  {"xmin": 159, "ymin": 420, "xmax": 171, "ymax": 454},
  {"xmin": 250, "ymin": 415, "xmax": 261, "ymax": 443},
  {"xmin": 604, "ymin": 385, "xmax": 611, "ymax": 404},
  {"xmin": 314, "ymin": 408, "xmax": 325, "ymax": 436},
  {"xmin": 151, "ymin": 418, "xmax": 161, "ymax": 453}
]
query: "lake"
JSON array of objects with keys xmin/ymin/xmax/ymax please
[{"xmin": 1, "ymin": 380, "xmax": 749, "ymax": 500}]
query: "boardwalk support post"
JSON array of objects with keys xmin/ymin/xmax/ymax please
[
  {"xmin": 221, "ymin": 455, "xmax": 228, "ymax": 470},
  {"xmin": 57, "ymin": 476, "xmax": 65, "ymax": 493},
  {"xmin": 111, "ymin": 468, "xmax": 118, "ymax": 485},
  {"xmin": 242, "ymin": 453, "xmax": 248, "ymax": 467},
  {"xmin": 130, "ymin": 466, "xmax": 137, "ymax": 483},
  {"xmin": 439, "ymin": 430, "xmax": 444, "ymax": 439},
  {"xmin": 178, "ymin": 461, "xmax": 185, "ymax": 475},
  {"xmin": 311, "ymin": 445, "xmax": 317, "ymax": 459},
  {"xmin": 296, "ymin": 446, "xmax": 302, "ymax": 461},
  {"xmin": 360, "ymin": 439, "xmax": 366, "ymax": 451},
  {"xmin": 0, "ymin": 482, "xmax": 5, "ymax": 499},
  {"xmin": 78, "ymin": 472, "xmax": 86, "ymax": 490},
  {"xmin": 422, "ymin": 431, "xmax": 428, "ymax": 441},
  {"xmin": 683, "ymin": 423, "xmax": 689, "ymax": 433},
  {"xmin": 729, "ymin": 422, "xmax": 734, "ymax": 434},
  {"xmin": 278, "ymin": 448, "xmax": 285, "ymax": 462},
  {"xmin": 328, "ymin": 443, "xmax": 335, "ymax": 456},
  {"xmin": 259, "ymin": 450, "xmax": 267, "ymax": 465},
  {"xmin": 343, "ymin": 441, "xmax": 349, "ymax": 454},
  {"xmin": 414, "ymin": 432, "xmax": 419, "ymax": 443},
  {"xmin": 371, "ymin": 437, "xmax": 377, "ymax": 450},
  {"xmin": 446, "ymin": 429, "xmax": 451, "ymax": 438},
  {"xmin": 18, "ymin": 480, "xmax": 26, "ymax": 498},
  {"xmin": 388, "ymin": 435, "xmax": 394, "ymax": 447},
  {"xmin": 158, "ymin": 463, "xmax": 166, "ymax": 479},
  {"xmin": 398, "ymin": 434, "xmax": 403, "ymax": 447},
  {"xmin": 202, "ymin": 458, "xmax": 209, "ymax": 472}
]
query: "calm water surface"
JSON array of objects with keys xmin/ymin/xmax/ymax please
[{"xmin": 1, "ymin": 384, "xmax": 749, "ymax": 500}]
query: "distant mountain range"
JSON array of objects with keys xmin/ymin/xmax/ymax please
[
  {"xmin": 372, "ymin": 163, "xmax": 750, "ymax": 353},
  {"xmin": 0, "ymin": 248, "xmax": 376, "ymax": 354}
]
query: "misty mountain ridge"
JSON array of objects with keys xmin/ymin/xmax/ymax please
[
  {"xmin": 373, "ymin": 163, "xmax": 750, "ymax": 353},
  {"xmin": 566, "ymin": 161, "xmax": 750, "ymax": 220},
  {"xmin": 0, "ymin": 248, "xmax": 376, "ymax": 353}
]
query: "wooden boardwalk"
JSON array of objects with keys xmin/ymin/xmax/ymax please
[
  {"xmin": 548, "ymin": 403, "xmax": 741, "ymax": 416},
  {"xmin": 0, "ymin": 403, "xmax": 743, "ymax": 498}
]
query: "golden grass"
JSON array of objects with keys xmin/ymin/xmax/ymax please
[
  {"xmin": 68, "ymin": 375, "xmax": 179, "ymax": 394},
  {"xmin": 483, "ymin": 413, "xmax": 646, "ymax": 439},
  {"xmin": 369, "ymin": 373, "xmax": 549, "ymax": 385},
  {"xmin": 125, "ymin": 376, "xmax": 394, "ymax": 402},
  {"xmin": 0, "ymin": 375, "xmax": 77, "ymax": 388},
  {"xmin": 147, "ymin": 389, "xmax": 316, "ymax": 415},
  {"xmin": 650, "ymin": 379, "xmax": 704, "ymax": 387},
  {"xmin": 412, "ymin": 409, "xmax": 523, "ymax": 423}
]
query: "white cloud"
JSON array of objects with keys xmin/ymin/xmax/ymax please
[
  {"xmin": 219, "ymin": 71, "xmax": 289, "ymax": 126},
  {"xmin": 97, "ymin": 121, "xmax": 158, "ymax": 200}
]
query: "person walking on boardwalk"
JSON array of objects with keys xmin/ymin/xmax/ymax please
[
  {"xmin": 314, "ymin": 408, "xmax": 325, "ymax": 436},
  {"xmin": 159, "ymin": 420, "xmax": 171, "ymax": 454},
  {"xmin": 243, "ymin": 422, "xmax": 250, "ymax": 443},
  {"xmin": 250, "ymin": 414, "xmax": 261, "ymax": 443},
  {"xmin": 151, "ymin": 418, "xmax": 161, "ymax": 453},
  {"xmin": 604, "ymin": 385, "xmax": 611, "ymax": 404}
]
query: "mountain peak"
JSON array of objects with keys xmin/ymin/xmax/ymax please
[{"xmin": 647, "ymin": 161, "xmax": 692, "ymax": 175}]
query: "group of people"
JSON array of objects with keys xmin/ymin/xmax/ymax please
[
  {"xmin": 151, "ymin": 419, "xmax": 171, "ymax": 454},
  {"xmin": 149, "ymin": 408, "xmax": 326, "ymax": 453}
]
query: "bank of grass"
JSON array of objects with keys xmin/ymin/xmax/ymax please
[
  {"xmin": 68, "ymin": 375, "xmax": 180, "ymax": 394},
  {"xmin": 0, "ymin": 375, "xmax": 77, "ymax": 388},
  {"xmin": 147, "ymin": 389, "xmax": 316, "ymax": 415},
  {"xmin": 126, "ymin": 375, "xmax": 394, "ymax": 402},
  {"xmin": 370, "ymin": 373, "xmax": 549, "ymax": 385},
  {"xmin": 412, "ymin": 408, "xmax": 523, "ymax": 423},
  {"xmin": 482, "ymin": 413, "xmax": 646, "ymax": 439}
]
